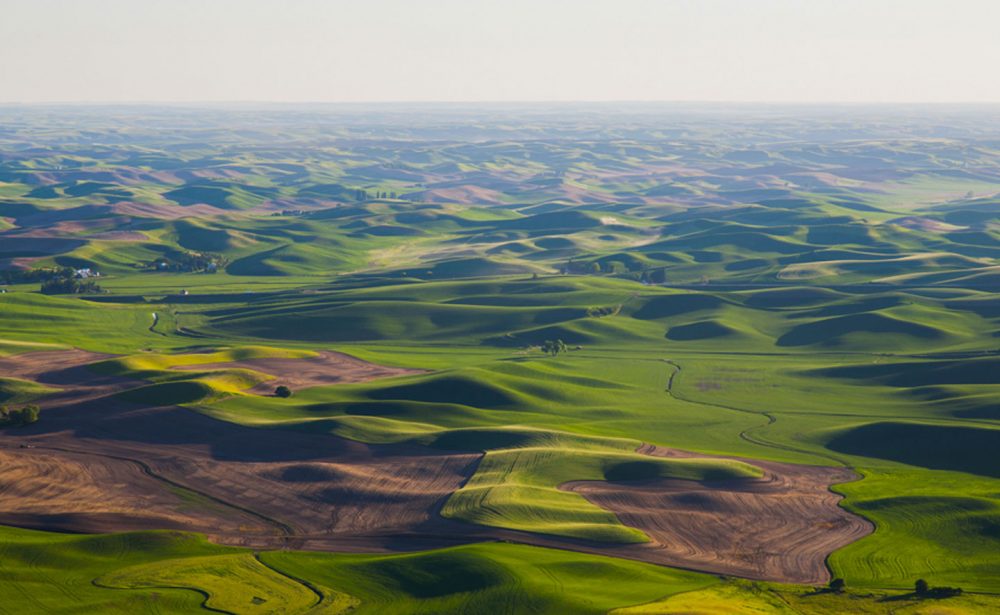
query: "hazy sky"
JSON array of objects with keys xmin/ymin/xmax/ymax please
[{"xmin": 2, "ymin": 0, "xmax": 999, "ymax": 103}]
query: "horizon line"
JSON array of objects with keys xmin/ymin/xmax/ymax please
[{"xmin": 3, "ymin": 99, "xmax": 1000, "ymax": 107}]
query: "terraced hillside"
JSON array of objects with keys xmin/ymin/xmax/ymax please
[{"xmin": 1, "ymin": 105, "xmax": 999, "ymax": 613}]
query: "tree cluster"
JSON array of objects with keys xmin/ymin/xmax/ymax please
[
  {"xmin": 2, "ymin": 267, "xmax": 65, "ymax": 285},
  {"xmin": 825, "ymin": 578, "xmax": 963, "ymax": 600},
  {"xmin": 352, "ymin": 189, "xmax": 398, "ymax": 201},
  {"xmin": 586, "ymin": 305, "xmax": 621, "ymax": 318},
  {"xmin": 562, "ymin": 260, "xmax": 602, "ymax": 275},
  {"xmin": 560, "ymin": 259, "xmax": 667, "ymax": 283},
  {"xmin": 0, "ymin": 267, "xmax": 101, "ymax": 294},
  {"xmin": 40, "ymin": 273, "xmax": 102, "ymax": 295},
  {"xmin": 147, "ymin": 251, "xmax": 228, "ymax": 274},
  {"xmin": 0, "ymin": 404, "xmax": 40, "ymax": 427},
  {"xmin": 541, "ymin": 339, "xmax": 567, "ymax": 356}
]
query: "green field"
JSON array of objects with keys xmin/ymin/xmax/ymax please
[{"xmin": 0, "ymin": 526, "xmax": 717, "ymax": 614}]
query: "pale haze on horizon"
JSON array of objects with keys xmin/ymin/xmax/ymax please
[{"xmin": 2, "ymin": 0, "xmax": 999, "ymax": 104}]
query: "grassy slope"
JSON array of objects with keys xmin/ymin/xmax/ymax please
[
  {"xmin": 0, "ymin": 377, "xmax": 55, "ymax": 404},
  {"xmin": 0, "ymin": 528, "xmax": 227, "ymax": 614},
  {"xmin": 441, "ymin": 442, "xmax": 760, "ymax": 542},
  {"xmin": 99, "ymin": 553, "xmax": 356, "ymax": 614},
  {"xmin": 201, "ymin": 277, "xmax": 995, "ymax": 354},
  {"xmin": 91, "ymin": 346, "xmax": 318, "ymax": 404},
  {"xmin": 202, "ymin": 352, "xmax": 793, "ymax": 460},
  {"xmin": 0, "ymin": 338, "xmax": 69, "ymax": 356},
  {"xmin": 0, "ymin": 526, "xmax": 716, "ymax": 615},
  {"xmin": 614, "ymin": 579, "xmax": 1000, "ymax": 614},
  {"xmin": 0, "ymin": 293, "xmax": 198, "ymax": 353},
  {"xmin": 260, "ymin": 543, "xmax": 716, "ymax": 615}
]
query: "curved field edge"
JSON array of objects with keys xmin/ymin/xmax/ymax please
[
  {"xmin": 660, "ymin": 353, "xmax": 1000, "ymax": 592},
  {"xmin": 441, "ymin": 445, "xmax": 761, "ymax": 543},
  {"xmin": 83, "ymin": 345, "xmax": 422, "ymax": 407},
  {"xmin": 90, "ymin": 346, "xmax": 319, "ymax": 377},
  {"xmin": 258, "ymin": 542, "xmax": 717, "ymax": 615},
  {"xmin": 97, "ymin": 553, "xmax": 357, "ymax": 614},
  {"xmin": 94, "ymin": 346, "xmax": 320, "ymax": 404},
  {"xmin": 827, "ymin": 466, "xmax": 1000, "ymax": 593},
  {"xmin": 5, "ymin": 519, "xmax": 982, "ymax": 615},
  {"xmin": 0, "ymin": 525, "xmax": 717, "ymax": 615}
]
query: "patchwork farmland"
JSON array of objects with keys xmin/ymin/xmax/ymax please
[{"xmin": 1, "ymin": 105, "xmax": 999, "ymax": 613}]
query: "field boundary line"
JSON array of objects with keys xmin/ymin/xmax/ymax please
[{"xmin": 23, "ymin": 443, "xmax": 296, "ymax": 540}]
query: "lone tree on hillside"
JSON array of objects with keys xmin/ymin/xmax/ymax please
[
  {"xmin": 647, "ymin": 268, "xmax": 667, "ymax": 284},
  {"xmin": 828, "ymin": 578, "xmax": 845, "ymax": 593},
  {"xmin": 274, "ymin": 385, "xmax": 292, "ymax": 398},
  {"xmin": 912, "ymin": 579, "xmax": 962, "ymax": 599},
  {"xmin": 541, "ymin": 339, "xmax": 567, "ymax": 357},
  {"xmin": 21, "ymin": 405, "xmax": 39, "ymax": 424}
]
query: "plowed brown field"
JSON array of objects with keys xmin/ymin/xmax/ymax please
[
  {"xmin": 562, "ymin": 444, "xmax": 873, "ymax": 583},
  {"xmin": 170, "ymin": 350, "xmax": 422, "ymax": 394}
]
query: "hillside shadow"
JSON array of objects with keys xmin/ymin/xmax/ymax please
[
  {"xmin": 776, "ymin": 313, "xmax": 942, "ymax": 346},
  {"xmin": 826, "ymin": 421, "xmax": 1000, "ymax": 478}
]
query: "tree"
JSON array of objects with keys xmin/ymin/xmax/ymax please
[
  {"xmin": 541, "ymin": 339, "xmax": 567, "ymax": 356},
  {"xmin": 648, "ymin": 268, "xmax": 667, "ymax": 284},
  {"xmin": 274, "ymin": 385, "xmax": 292, "ymax": 398},
  {"xmin": 828, "ymin": 578, "xmax": 845, "ymax": 593},
  {"xmin": 20, "ymin": 404, "xmax": 40, "ymax": 425},
  {"xmin": 915, "ymin": 579, "xmax": 929, "ymax": 595}
]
